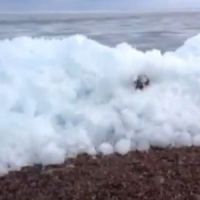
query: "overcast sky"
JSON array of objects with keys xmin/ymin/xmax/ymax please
[{"xmin": 0, "ymin": 0, "xmax": 199, "ymax": 12}]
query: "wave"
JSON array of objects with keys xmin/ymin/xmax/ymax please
[{"xmin": 0, "ymin": 34, "xmax": 200, "ymax": 173}]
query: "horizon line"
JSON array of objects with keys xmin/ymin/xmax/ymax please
[{"xmin": 0, "ymin": 8, "xmax": 200, "ymax": 15}]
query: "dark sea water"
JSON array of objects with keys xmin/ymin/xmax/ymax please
[{"xmin": 0, "ymin": 12, "xmax": 200, "ymax": 51}]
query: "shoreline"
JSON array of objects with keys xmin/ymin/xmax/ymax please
[{"xmin": 0, "ymin": 147, "xmax": 200, "ymax": 199}]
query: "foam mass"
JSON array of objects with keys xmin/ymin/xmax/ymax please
[{"xmin": 0, "ymin": 34, "xmax": 200, "ymax": 173}]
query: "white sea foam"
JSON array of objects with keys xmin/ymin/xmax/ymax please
[{"xmin": 0, "ymin": 34, "xmax": 200, "ymax": 173}]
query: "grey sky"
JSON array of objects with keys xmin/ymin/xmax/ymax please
[{"xmin": 0, "ymin": 0, "xmax": 199, "ymax": 12}]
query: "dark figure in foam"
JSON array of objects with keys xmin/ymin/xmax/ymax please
[{"xmin": 134, "ymin": 75, "xmax": 150, "ymax": 90}]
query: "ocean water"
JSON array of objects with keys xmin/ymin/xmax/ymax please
[
  {"xmin": 1, "ymin": 12, "xmax": 200, "ymax": 174},
  {"xmin": 1, "ymin": 12, "xmax": 200, "ymax": 51}
]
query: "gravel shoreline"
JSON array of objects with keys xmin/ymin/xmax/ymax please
[{"xmin": 1, "ymin": 147, "xmax": 200, "ymax": 200}]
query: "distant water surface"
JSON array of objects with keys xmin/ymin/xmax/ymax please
[{"xmin": 0, "ymin": 12, "xmax": 200, "ymax": 51}]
